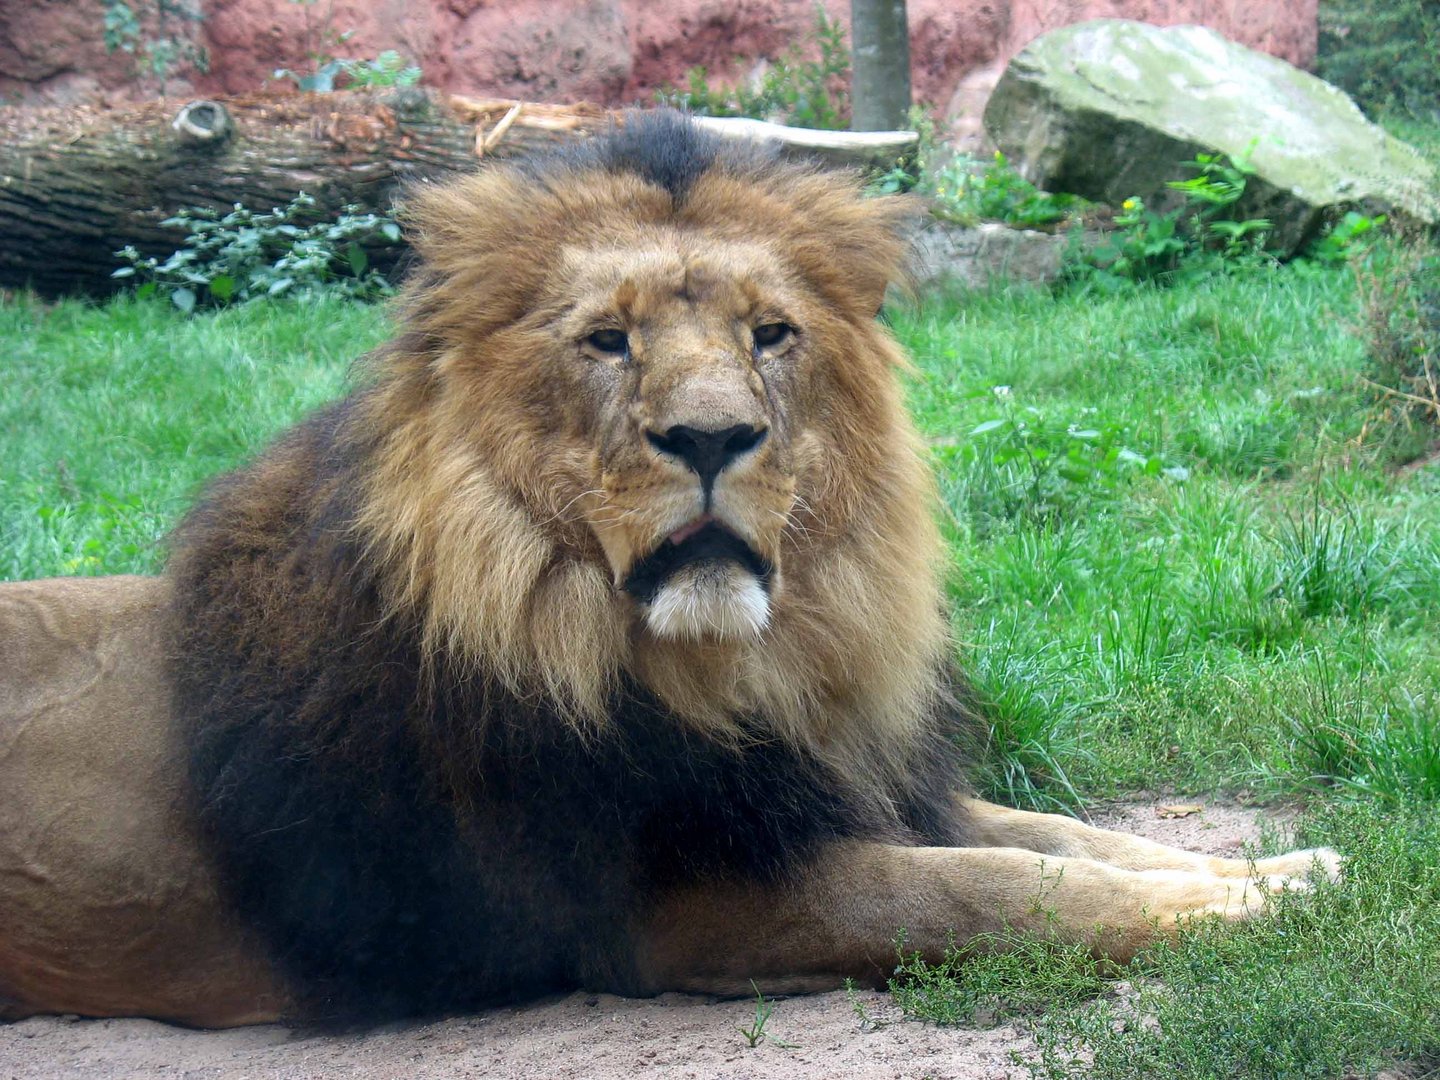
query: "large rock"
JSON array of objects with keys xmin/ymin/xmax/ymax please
[
  {"xmin": 983, "ymin": 20, "xmax": 1439, "ymax": 253},
  {"xmin": 3, "ymin": 1, "xmax": 1318, "ymax": 140}
]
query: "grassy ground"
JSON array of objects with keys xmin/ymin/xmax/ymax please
[{"xmin": 3, "ymin": 260, "xmax": 1437, "ymax": 1076}]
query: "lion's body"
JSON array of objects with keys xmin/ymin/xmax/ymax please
[
  {"xmin": 166, "ymin": 400, "xmax": 966, "ymax": 1020},
  {"xmin": 0, "ymin": 115, "xmax": 1339, "ymax": 1028},
  {"xmin": 0, "ymin": 577, "xmax": 284, "ymax": 1025}
]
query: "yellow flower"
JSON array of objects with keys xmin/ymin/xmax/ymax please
[{"xmin": 1122, "ymin": 198, "xmax": 1138, "ymax": 211}]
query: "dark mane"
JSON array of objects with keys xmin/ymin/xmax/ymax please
[{"xmin": 516, "ymin": 109, "xmax": 782, "ymax": 203}]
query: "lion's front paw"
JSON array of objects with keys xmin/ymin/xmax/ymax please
[
  {"xmin": 1250, "ymin": 846, "xmax": 1343, "ymax": 883},
  {"xmin": 1138, "ymin": 864, "xmax": 1319, "ymax": 927},
  {"xmin": 1164, "ymin": 854, "xmax": 1340, "ymax": 925}
]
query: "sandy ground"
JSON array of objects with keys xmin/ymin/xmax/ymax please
[{"xmin": 0, "ymin": 799, "xmax": 1294, "ymax": 1080}]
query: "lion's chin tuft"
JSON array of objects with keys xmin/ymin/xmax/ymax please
[
  {"xmin": 643, "ymin": 561, "xmax": 771, "ymax": 642},
  {"xmin": 622, "ymin": 520, "xmax": 774, "ymax": 641}
]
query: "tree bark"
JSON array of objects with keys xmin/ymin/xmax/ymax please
[
  {"xmin": 850, "ymin": 0, "xmax": 913, "ymax": 132},
  {"xmin": 0, "ymin": 90, "xmax": 612, "ymax": 298},
  {"xmin": 0, "ymin": 91, "xmax": 917, "ymax": 298}
]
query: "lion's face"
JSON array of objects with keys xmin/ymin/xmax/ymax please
[
  {"xmin": 366, "ymin": 117, "xmax": 947, "ymax": 738},
  {"xmin": 535, "ymin": 235, "xmax": 816, "ymax": 642}
]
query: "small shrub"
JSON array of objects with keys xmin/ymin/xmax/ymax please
[
  {"xmin": 1355, "ymin": 243, "xmax": 1440, "ymax": 427},
  {"xmin": 113, "ymin": 193, "xmax": 402, "ymax": 311},
  {"xmin": 1318, "ymin": 0, "xmax": 1440, "ymax": 121},
  {"xmin": 655, "ymin": 6, "xmax": 849, "ymax": 130},
  {"xmin": 927, "ymin": 152, "xmax": 1079, "ymax": 230},
  {"xmin": 1069, "ymin": 145, "xmax": 1275, "ymax": 291}
]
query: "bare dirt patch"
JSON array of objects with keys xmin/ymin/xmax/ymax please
[{"xmin": 0, "ymin": 799, "xmax": 1290, "ymax": 1080}]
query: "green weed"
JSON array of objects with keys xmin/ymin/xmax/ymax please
[
  {"xmin": 736, "ymin": 982, "xmax": 797, "ymax": 1049},
  {"xmin": 889, "ymin": 924, "xmax": 1109, "ymax": 1027},
  {"xmin": 927, "ymin": 151, "xmax": 1081, "ymax": 231}
]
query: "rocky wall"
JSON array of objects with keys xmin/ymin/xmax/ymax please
[{"xmin": 1, "ymin": 0, "xmax": 1317, "ymax": 141}]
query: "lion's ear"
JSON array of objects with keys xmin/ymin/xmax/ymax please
[
  {"xmin": 843, "ymin": 194, "xmax": 922, "ymax": 316},
  {"xmin": 778, "ymin": 180, "xmax": 922, "ymax": 320}
]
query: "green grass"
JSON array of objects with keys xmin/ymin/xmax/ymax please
[
  {"xmin": 0, "ymin": 293, "xmax": 387, "ymax": 579},
  {"xmin": 3, "ymin": 258, "xmax": 1439, "ymax": 1077},
  {"xmin": 884, "ymin": 265, "xmax": 1440, "ymax": 1076},
  {"xmin": 890, "ymin": 269, "xmax": 1440, "ymax": 806},
  {"xmin": 893, "ymin": 800, "xmax": 1440, "ymax": 1079}
]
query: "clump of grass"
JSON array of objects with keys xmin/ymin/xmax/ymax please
[
  {"xmin": 1284, "ymin": 648, "xmax": 1440, "ymax": 802},
  {"xmin": 1269, "ymin": 495, "xmax": 1408, "ymax": 620},
  {"xmin": 963, "ymin": 629, "xmax": 1095, "ymax": 812},
  {"xmin": 890, "ymin": 924, "xmax": 1110, "ymax": 1027}
]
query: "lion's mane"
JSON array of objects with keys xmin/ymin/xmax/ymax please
[{"xmin": 168, "ymin": 113, "xmax": 973, "ymax": 1021}]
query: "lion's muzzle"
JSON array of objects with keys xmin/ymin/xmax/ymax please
[{"xmin": 623, "ymin": 519, "xmax": 774, "ymax": 641}]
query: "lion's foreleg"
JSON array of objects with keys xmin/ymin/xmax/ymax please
[
  {"xmin": 632, "ymin": 840, "xmax": 1285, "ymax": 996},
  {"xmin": 958, "ymin": 797, "xmax": 1342, "ymax": 881}
]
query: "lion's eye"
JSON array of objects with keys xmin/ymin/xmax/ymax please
[
  {"xmin": 586, "ymin": 329, "xmax": 629, "ymax": 356},
  {"xmin": 752, "ymin": 323, "xmax": 793, "ymax": 351}
]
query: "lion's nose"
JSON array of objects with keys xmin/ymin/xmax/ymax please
[{"xmin": 646, "ymin": 423, "xmax": 768, "ymax": 491}]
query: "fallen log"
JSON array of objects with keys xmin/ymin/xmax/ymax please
[{"xmin": 0, "ymin": 91, "xmax": 917, "ymax": 298}]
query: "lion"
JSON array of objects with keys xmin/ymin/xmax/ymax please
[{"xmin": 0, "ymin": 113, "xmax": 1338, "ymax": 1028}]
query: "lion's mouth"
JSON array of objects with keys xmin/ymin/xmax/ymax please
[{"xmin": 622, "ymin": 517, "xmax": 773, "ymax": 605}]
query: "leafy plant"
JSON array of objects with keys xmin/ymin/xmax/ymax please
[
  {"xmin": 866, "ymin": 105, "xmax": 944, "ymax": 195},
  {"xmin": 1075, "ymin": 195, "xmax": 1188, "ymax": 287},
  {"xmin": 656, "ymin": 6, "xmax": 850, "ymax": 130},
  {"xmin": 337, "ymin": 50, "xmax": 421, "ymax": 89},
  {"xmin": 113, "ymin": 193, "xmax": 402, "ymax": 311},
  {"xmin": 1166, "ymin": 147, "xmax": 1272, "ymax": 258},
  {"xmin": 268, "ymin": 0, "xmax": 420, "ymax": 92},
  {"xmin": 1302, "ymin": 209, "xmax": 1387, "ymax": 266},
  {"xmin": 942, "ymin": 385, "xmax": 1185, "ymax": 526},
  {"xmin": 1070, "ymin": 145, "xmax": 1274, "ymax": 290},
  {"xmin": 928, "ymin": 151, "xmax": 1079, "ymax": 230}
]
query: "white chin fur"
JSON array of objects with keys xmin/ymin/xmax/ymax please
[{"xmin": 643, "ymin": 562, "xmax": 770, "ymax": 641}]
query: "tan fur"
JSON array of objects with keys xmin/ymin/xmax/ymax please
[{"xmin": 0, "ymin": 577, "xmax": 288, "ymax": 1026}]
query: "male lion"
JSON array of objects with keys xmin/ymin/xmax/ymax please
[{"xmin": 0, "ymin": 113, "xmax": 1337, "ymax": 1027}]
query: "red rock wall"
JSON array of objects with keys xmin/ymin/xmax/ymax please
[{"xmin": 1, "ymin": 0, "xmax": 1318, "ymax": 137}]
